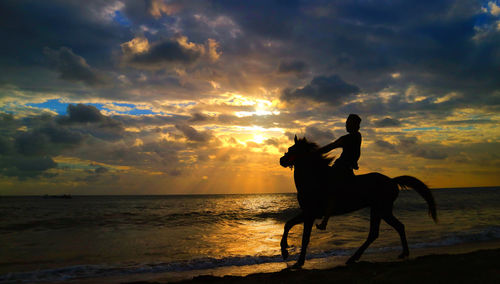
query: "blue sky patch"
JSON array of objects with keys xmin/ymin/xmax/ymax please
[
  {"xmin": 27, "ymin": 99, "xmax": 70, "ymax": 115},
  {"xmin": 26, "ymin": 99, "xmax": 164, "ymax": 116},
  {"xmin": 113, "ymin": 10, "xmax": 131, "ymax": 27}
]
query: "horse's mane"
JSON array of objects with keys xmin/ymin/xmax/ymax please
[{"xmin": 298, "ymin": 137, "xmax": 335, "ymax": 167}]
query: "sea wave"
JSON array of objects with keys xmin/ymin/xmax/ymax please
[
  {"xmin": 411, "ymin": 226, "xmax": 500, "ymax": 248},
  {"xmin": 0, "ymin": 208, "xmax": 303, "ymax": 232},
  {"xmin": 2, "ymin": 226, "xmax": 499, "ymax": 283}
]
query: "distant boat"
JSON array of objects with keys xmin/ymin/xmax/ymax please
[{"xmin": 42, "ymin": 194, "xmax": 72, "ymax": 199}]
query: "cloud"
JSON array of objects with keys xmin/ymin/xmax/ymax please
[
  {"xmin": 57, "ymin": 104, "xmax": 125, "ymax": 140},
  {"xmin": 15, "ymin": 124, "xmax": 84, "ymax": 156},
  {"xmin": 65, "ymin": 104, "xmax": 106, "ymax": 123},
  {"xmin": 0, "ymin": 1, "xmax": 499, "ymax": 191},
  {"xmin": 398, "ymin": 136, "xmax": 448, "ymax": 160},
  {"xmin": 373, "ymin": 136, "xmax": 448, "ymax": 160},
  {"xmin": 0, "ymin": 156, "xmax": 57, "ymax": 179},
  {"xmin": 278, "ymin": 60, "xmax": 308, "ymax": 74},
  {"xmin": 188, "ymin": 112, "xmax": 211, "ymax": 123},
  {"xmin": 281, "ymin": 75, "xmax": 360, "ymax": 105},
  {"xmin": 12, "ymin": 156, "xmax": 57, "ymax": 172},
  {"xmin": 94, "ymin": 166, "xmax": 109, "ymax": 174},
  {"xmin": 488, "ymin": 1, "xmax": 500, "ymax": 16},
  {"xmin": 43, "ymin": 47, "xmax": 109, "ymax": 86},
  {"xmin": 374, "ymin": 117, "xmax": 401, "ymax": 127},
  {"xmin": 304, "ymin": 126, "xmax": 335, "ymax": 145},
  {"xmin": 374, "ymin": 139, "xmax": 399, "ymax": 154},
  {"xmin": 175, "ymin": 123, "xmax": 212, "ymax": 142},
  {"xmin": 121, "ymin": 36, "xmax": 220, "ymax": 70},
  {"xmin": 149, "ymin": 0, "xmax": 181, "ymax": 18},
  {"xmin": 0, "ymin": 104, "xmax": 129, "ymax": 179}
]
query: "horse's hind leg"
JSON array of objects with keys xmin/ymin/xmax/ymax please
[
  {"xmin": 346, "ymin": 209, "xmax": 381, "ymax": 264},
  {"xmin": 382, "ymin": 213, "xmax": 409, "ymax": 259}
]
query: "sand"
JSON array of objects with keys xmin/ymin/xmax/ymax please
[{"xmin": 123, "ymin": 244, "xmax": 500, "ymax": 284}]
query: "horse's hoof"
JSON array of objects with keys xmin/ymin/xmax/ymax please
[
  {"xmin": 398, "ymin": 252, "xmax": 409, "ymax": 259},
  {"xmin": 291, "ymin": 262, "xmax": 303, "ymax": 269},
  {"xmin": 345, "ymin": 257, "xmax": 357, "ymax": 265},
  {"xmin": 315, "ymin": 224, "xmax": 326, "ymax": 230}
]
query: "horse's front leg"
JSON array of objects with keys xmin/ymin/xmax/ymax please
[
  {"xmin": 281, "ymin": 212, "xmax": 304, "ymax": 260},
  {"xmin": 292, "ymin": 216, "xmax": 314, "ymax": 269}
]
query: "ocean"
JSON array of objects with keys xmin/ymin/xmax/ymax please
[{"xmin": 1, "ymin": 187, "xmax": 500, "ymax": 283}]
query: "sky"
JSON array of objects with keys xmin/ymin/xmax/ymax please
[{"xmin": 0, "ymin": 0, "xmax": 499, "ymax": 195}]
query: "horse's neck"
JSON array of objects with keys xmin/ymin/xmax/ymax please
[{"xmin": 293, "ymin": 163, "xmax": 324, "ymax": 192}]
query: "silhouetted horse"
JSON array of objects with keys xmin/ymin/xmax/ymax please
[{"xmin": 279, "ymin": 136, "xmax": 437, "ymax": 268}]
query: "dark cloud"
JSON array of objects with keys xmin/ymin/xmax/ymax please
[
  {"xmin": 57, "ymin": 104, "xmax": 125, "ymax": 140},
  {"xmin": 0, "ymin": 104, "xmax": 128, "ymax": 179},
  {"xmin": 374, "ymin": 117, "xmax": 401, "ymax": 127},
  {"xmin": 189, "ymin": 112, "xmax": 211, "ymax": 123},
  {"xmin": 278, "ymin": 60, "xmax": 307, "ymax": 74},
  {"xmin": 94, "ymin": 166, "xmax": 109, "ymax": 174},
  {"xmin": 15, "ymin": 131, "xmax": 50, "ymax": 156},
  {"xmin": 13, "ymin": 156, "xmax": 57, "ymax": 172},
  {"xmin": 443, "ymin": 119, "xmax": 496, "ymax": 125},
  {"xmin": 13, "ymin": 124, "xmax": 84, "ymax": 156},
  {"xmin": 281, "ymin": 75, "xmax": 360, "ymax": 105},
  {"xmin": 65, "ymin": 104, "xmax": 106, "ymax": 123},
  {"xmin": 44, "ymin": 47, "xmax": 109, "ymax": 86},
  {"xmin": 264, "ymin": 138, "xmax": 279, "ymax": 147},
  {"xmin": 304, "ymin": 126, "xmax": 335, "ymax": 145},
  {"xmin": 373, "ymin": 136, "xmax": 448, "ymax": 160},
  {"xmin": 0, "ymin": 1, "xmax": 131, "ymax": 64},
  {"xmin": 0, "ymin": 136, "xmax": 14, "ymax": 155},
  {"xmin": 175, "ymin": 124, "xmax": 212, "ymax": 142},
  {"xmin": 398, "ymin": 136, "xmax": 448, "ymax": 160},
  {"xmin": 77, "ymin": 166, "xmax": 111, "ymax": 182},
  {"xmin": 0, "ymin": 156, "xmax": 57, "ymax": 179},
  {"xmin": 374, "ymin": 139, "xmax": 399, "ymax": 154},
  {"xmin": 121, "ymin": 37, "xmax": 207, "ymax": 70},
  {"xmin": 39, "ymin": 124, "xmax": 85, "ymax": 144}
]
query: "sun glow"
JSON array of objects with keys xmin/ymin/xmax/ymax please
[
  {"xmin": 252, "ymin": 134, "xmax": 266, "ymax": 143},
  {"xmin": 234, "ymin": 98, "xmax": 280, "ymax": 117},
  {"xmin": 232, "ymin": 125, "xmax": 284, "ymax": 144}
]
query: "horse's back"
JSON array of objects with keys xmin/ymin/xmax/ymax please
[{"xmin": 331, "ymin": 172, "xmax": 399, "ymax": 214}]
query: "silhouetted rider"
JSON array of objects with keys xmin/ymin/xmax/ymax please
[{"xmin": 316, "ymin": 114, "xmax": 362, "ymax": 230}]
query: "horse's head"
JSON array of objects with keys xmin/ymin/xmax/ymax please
[{"xmin": 280, "ymin": 135, "xmax": 318, "ymax": 168}]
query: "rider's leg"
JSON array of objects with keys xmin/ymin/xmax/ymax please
[
  {"xmin": 316, "ymin": 197, "xmax": 334, "ymax": 230},
  {"xmin": 317, "ymin": 167, "xmax": 352, "ymax": 230}
]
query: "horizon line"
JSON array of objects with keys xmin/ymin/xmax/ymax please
[{"xmin": 1, "ymin": 186, "xmax": 499, "ymax": 197}]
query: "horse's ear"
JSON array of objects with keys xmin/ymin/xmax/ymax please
[{"xmin": 294, "ymin": 135, "xmax": 298, "ymax": 143}]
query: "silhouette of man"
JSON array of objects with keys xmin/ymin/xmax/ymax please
[{"xmin": 316, "ymin": 114, "xmax": 362, "ymax": 230}]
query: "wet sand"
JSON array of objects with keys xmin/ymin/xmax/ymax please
[
  {"xmin": 179, "ymin": 249, "xmax": 500, "ymax": 284},
  {"xmin": 123, "ymin": 242, "xmax": 500, "ymax": 284}
]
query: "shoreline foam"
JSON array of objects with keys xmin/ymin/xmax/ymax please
[
  {"xmin": 63, "ymin": 239, "xmax": 500, "ymax": 284},
  {"xmin": 123, "ymin": 243, "xmax": 500, "ymax": 284}
]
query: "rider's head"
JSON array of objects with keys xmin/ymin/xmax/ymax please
[{"xmin": 346, "ymin": 114, "xmax": 361, "ymax": 133}]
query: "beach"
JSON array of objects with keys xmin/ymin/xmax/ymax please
[
  {"xmin": 181, "ymin": 249, "xmax": 500, "ymax": 284},
  {"xmin": 125, "ymin": 241, "xmax": 500, "ymax": 284}
]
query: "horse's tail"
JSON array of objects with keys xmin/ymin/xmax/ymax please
[{"xmin": 392, "ymin": 175, "xmax": 438, "ymax": 223}]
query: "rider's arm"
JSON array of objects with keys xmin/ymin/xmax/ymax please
[{"xmin": 318, "ymin": 136, "xmax": 345, "ymax": 154}]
